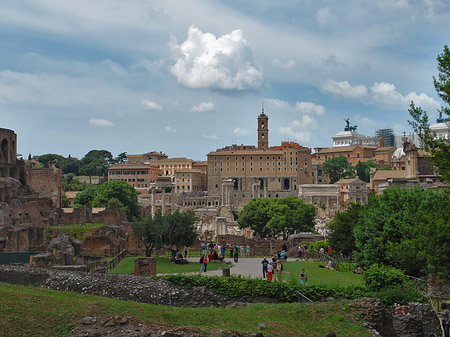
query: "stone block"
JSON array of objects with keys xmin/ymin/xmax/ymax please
[{"xmin": 134, "ymin": 257, "xmax": 156, "ymax": 277}]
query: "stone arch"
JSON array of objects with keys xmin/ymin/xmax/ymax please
[
  {"xmin": 233, "ymin": 178, "xmax": 238, "ymax": 191},
  {"xmin": 259, "ymin": 178, "xmax": 264, "ymax": 189},
  {"xmin": 283, "ymin": 178, "xmax": 290, "ymax": 190},
  {"xmin": 1, "ymin": 138, "xmax": 8, "ymax": 164}
]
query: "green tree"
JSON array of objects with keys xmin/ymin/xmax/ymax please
[
  {"xmin": 322, "ymin": 156, "xmax": 354, "ymax": 183},
  {"xmin": 354, "ymin": 187, "xmax": 450, "ymax": 278},
  {"xmin": 79, "ymin": 150, "xmax": 114, "ymax": 182},
  {"xmin": 132, "ymin": 210, "xmax": 197, "ymax": 258},
  {"xmin": 73, "ymin": 185, "xmax": 98, "ymax": 206},
  {"xmin": 162, "ymin": 210, "xmax": 198, "ymax": 251},
  {"xmin": 91, "ymin": 180, "xmax": 139, "ymax": 221},
  {"xmin": 409, "ymin": 45, "xmax": 450, "ymax": 183},
  {"xmin": 355, "ymin": 160, "xmax": 377, "ymax": 183},
  {"xmin": 34, "ymin": 153, "xmax": 64, "ymax": 168},
  {"xmin": 56, "ymin": 156, "xmax": 80, "ymax": 175},
  {"xmin": 238, "ymin": 197, "xmax": 316, "ymax": 240},
  {"xmin": 113, "ymin": 152, "xmax": 128, "ymax": 164},
  {"xmin": 132, "ymin": 212, "xmax": 164, "ymax": 257},
  {"xmin": 328, "ymin": 203, "xmax": 363, "ymax": 256}
]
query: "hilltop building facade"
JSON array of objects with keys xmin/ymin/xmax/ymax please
[{"xmin": 207, "ymin": 109, "xmax": 313, "ymax": 205}]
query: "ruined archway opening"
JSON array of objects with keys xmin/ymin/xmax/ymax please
[
  {"xmin": 283, "ymin": 178, "xmax": 290, "ymax": 190},
  {"xmin": 1, "ymin": 139, "xmax": 9, "ymax": 164}
]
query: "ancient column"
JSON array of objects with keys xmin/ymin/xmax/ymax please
[
  {"xmin": 171, "ymin": 186, "xmax": 176, "ymax": 212},
  {"xmin": 161, "ymin": 188, "xmax": 166, "ymax": 215},
  {"xmin": 151, "ymin": 187, "xmax": 156, "ymax": 217}
]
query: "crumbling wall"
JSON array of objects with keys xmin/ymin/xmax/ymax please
[
  {"xmin": 59, "ymin": 203, "xmax": 125, "ymax": 226},
  {"xmin": 26, "ymin": 168, "xmax": 62, "ymax": 209},
  {"xmin": 0, "ymin": 265, "xmax": 280, "ymax": 307},
  {"xmin": 350, "ymin": 298, "xmax": 441, "ymax": 337}
]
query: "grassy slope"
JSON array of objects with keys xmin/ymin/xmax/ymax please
[
  {"xmin": 109, "ymin": 256, "xmax": 229, "ymax": 274},
  {"xmin": 282, "ymin": 261, "xmax": 363, "ymax": 287},
  {"xmin": 0, "ymin": 282, "xmax": 371, "ymax": 337}
]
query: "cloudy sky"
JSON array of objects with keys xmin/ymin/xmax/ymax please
[{"xmin": 1, "ymin": 1, "xmax": 449, "ymax": 161}]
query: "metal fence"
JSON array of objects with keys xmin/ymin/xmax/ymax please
[
  {"xmin": 0, "ymin": 252, "xmax": 46, "ymax": 265},
  {"xmin": 108, "ymin": 249, "xmax": 127, "ymax": 271}
]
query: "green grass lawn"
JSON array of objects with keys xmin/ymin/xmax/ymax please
[
  {"xmin": 109, "ymin": 256, "xmax": 229, "ymax": 275},
  {"xmin": 282, "ymin": 261, "xmax": 364, "ymax": 287},
  {"xmin": 0, "ymin": 282, "xmax": 371, "ymax": 337},
  {"xmin": 47, "ymin": 223, "xmax": 107, "ymax": 241}
]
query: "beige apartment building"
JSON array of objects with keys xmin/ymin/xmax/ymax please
[
  {"xmin": 107, "ymin": 164, "xmax": 162, "ymax": 193},
  {"xmin": 174, "ymin": 168, "xmax": 206, "ymax": 193},
  {"xmin": 207, "ymin": 110, "xmax": 312, "ymax": 203}
]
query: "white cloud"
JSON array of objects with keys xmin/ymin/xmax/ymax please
[
  {"xmin": 164, "ymin": 126, "xmax": 177, "ymax": 133},
  {"xmin": 265, "ymin": 98, "xmax": 292, "ymax": 110},
  {"xmin": 265, "ymin": 98, "xmax": 326, "ymax": 116},
  {"xmin": 272, "ymin": 58, "xmax": 296, "ymax": 69},
  {"xmin": 316, "ymin": 7, "xmax": 338, "ymax": 27},
  {"xmin": 170, "ymin": 26, "xmax": 264, "ymax": 91},
  {"xmin": 295, "ymin": 102, "xmax": 326, "ymax": 116},
  {"xmin": 89, "ymin": 119, "xmax": 114, "ymax": 127},
  {"xmin": 321, "ymin": 79, "xmax": 440, "ymax": 111},
  {"xmin": 141, "ymin": 99, "xmax": 162, "ymax": 111},
  {"xmin": 202, "ymin": 134, "xmax": 219, "ymax": 140},
  {"xmin": 321, "ymin": 79, "xmax": 368, "ymax": 100},
  {"xmin": 279, "ymin": 114, "xmax": 320, "ymax": 143},
  {"xmin": 370, "ymin": 82, "xmax": 439, "ymax": 110},
  {"xmin": 191, "ymin": 102, "xmax": 215, "ymax": 112},
  {"xmin": 234, "ymin": 128, "xmax": 250, "ymax": 136}
]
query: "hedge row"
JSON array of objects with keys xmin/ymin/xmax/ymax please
[{"xmin": 153, "ymin": 274, "xmax": 425, "ymax": 304}]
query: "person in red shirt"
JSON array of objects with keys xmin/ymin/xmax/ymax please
[{"xmin": 200, "ymin": 254, "xmax": 208, "ymax": 272}]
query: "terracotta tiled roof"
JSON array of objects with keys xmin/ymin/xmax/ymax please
[
  {"xmin": 208, "ymin": 149, "xmax": 283, "ymax": 155},
  {"xmin": 373, "ymin": 170, "xmax": 407, "ymax": 181},
  {"xmin": 151, "ymin": 157, "xmax": 194, "ymax": 163},
  {"xmin": 108, "ymin": 164, "xmax": 161, "ymax": 170}
]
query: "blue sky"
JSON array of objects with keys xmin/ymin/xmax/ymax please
[{"xmin": 1, "ymin": 0, "xmax": 449, "ymax": 161}]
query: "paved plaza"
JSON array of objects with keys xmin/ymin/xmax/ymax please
[{"xmin": 186, "ymin": 257, "xmax": 271, "ymax": 279}]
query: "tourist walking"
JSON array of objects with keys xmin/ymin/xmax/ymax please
[
  {"xmin": 261, "ymin": 257, "xmax": 269, "ymax": 278},
  {"xmin": 240, "ymin": 245, "xmax": 245, "ymax": 258},
  {"xmin": 267, "ymin": 263, "xmax": 274, "ymax": 281},
  {"xmin": 229, "ymin": 245, "xmax": 234, "ymax": 258},
  {"xmin": 183, "ymin": 246, "xmax": 188, "ymax": 258},
  {"xmin": 201, "ymin": 243, "xmax": 207, "ymax": 256},
  {"xmin": 234, "ymin": 247, "xmax": 239, "ymax": 263},
  {"xmin": 246, "ymin": 245, "xmax": 250, "ymax": 257},
  {"xmin": 441, "ymin": 302, "xmax": 450, "ymax": 337},
  {"xmin": 276, "ymin": 260, "xmax": 283, "ymax": 281},
  {"xmin": 221, "ymin": 245, "xmax": 226, "ymax": 260},
  {"xmin": 199, "ymin": 254, "xmax": 208, "ymax": 273},
  {"xmin": 299, "ymin": 268, "xmax": 307, "ymax": 285},
  {"xmin": 298, "ymin": 245, "xmax": 302, "ymax": 259}
]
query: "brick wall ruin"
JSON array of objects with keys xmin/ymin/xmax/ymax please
[{"xmin": 26, "ymin": 168, "xmax": 62, "ymax": 209}]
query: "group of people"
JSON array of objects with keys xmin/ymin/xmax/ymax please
[
  {"xmin": 260, "ymin": 255, "xmax": 307, "ymax": 284},
  {"xmin": 201, "ymin": 242, "xmax": 252, "ymax": 263}
]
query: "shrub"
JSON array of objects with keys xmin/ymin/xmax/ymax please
[
  {"xmin": 367, "ymin": 285, "xmax": 426, "ymax": 305},
  {"xmin": 155, "ymin": 274, "xmax": 368, "ymax": 302},
  {"xmin": 363, "ymin": 264, "xmax": 407, "ymax": 291},
  {"xmin": 306, "ymin": 240, "xmax": 329, "ymax": 251}
]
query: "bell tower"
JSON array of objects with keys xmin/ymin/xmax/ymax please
[{"xmin": 257, "ymin": 108, "xmax": 269, "ymax": 149}]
